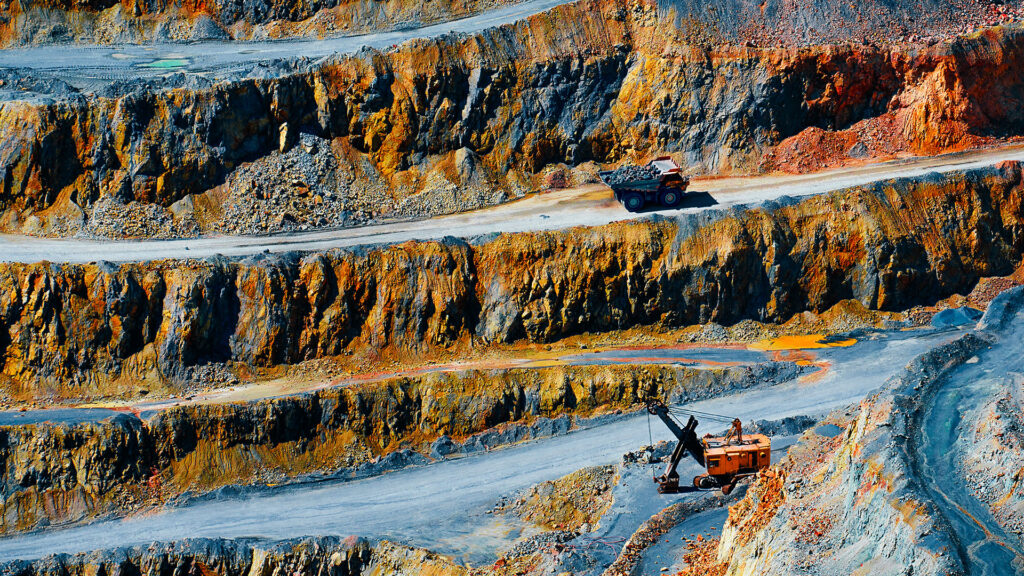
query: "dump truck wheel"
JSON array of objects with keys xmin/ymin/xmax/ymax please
[
  {"xmin": 622, "ymin": 192, "xmax": 644, "ymax": 212},
  {"xmin": 659, "ymin": 189, "xmax": 682, "ymax": 208}
]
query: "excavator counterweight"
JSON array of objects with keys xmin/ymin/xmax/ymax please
[{"xmin": 646, "ymin": 400, "xmax": 771, "ymax": 494}]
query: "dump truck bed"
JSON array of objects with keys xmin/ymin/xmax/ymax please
[
  {"xmin": 600, "ymin": 157, "xmax": 689, "ymax": 211},
  {"xmin": 598, "ymin": 172, "xmax": 661, "ymax": 192},
  {"xmin": 598, "ymin": 157, "xmax": 684, "ymax": 191}
]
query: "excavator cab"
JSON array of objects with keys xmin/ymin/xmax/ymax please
[{"xmin": 646, "ymin": 399, "xmax": 770, "ymax": 494}]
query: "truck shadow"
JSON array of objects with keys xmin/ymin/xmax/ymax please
[{"xmin": 634, "ymin": 191, "xmax": 718, "ymax": 213}]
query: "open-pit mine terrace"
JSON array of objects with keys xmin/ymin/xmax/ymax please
[
  {"xmin": 4, "ymin": 0, "xmax": 1024, "ymax": 573},
  {"xmin": 0, "ymin": 324, "xmax": 964, "ymax": 562},
  {"xmin": 3, "ymin": 145, "xmax": 1024, "ymax": 263},
  {"xmin": 0, "ymin": 0, "xmax": 574, "ymax": 90}
]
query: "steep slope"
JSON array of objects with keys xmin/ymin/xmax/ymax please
[
  {"xmin": 0, "ymin": 361, "xmax": 796, "ymax": 534},
  {"xmin": 716, "ymin": 333, "xmax": 987, "ymax": 575}
]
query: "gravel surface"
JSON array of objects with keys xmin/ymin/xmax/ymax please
[{"xmin": 0, "ymin": 0, "xmax": 577, "ymax": 92}]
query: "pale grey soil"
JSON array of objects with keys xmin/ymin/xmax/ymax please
[{"xmin": 0, "ymin": 0, "xmax": 574, "ymax": 93}]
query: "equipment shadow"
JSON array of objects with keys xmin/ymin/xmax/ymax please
[
  {"xmin": 673, "ymin": 486, "xmax": 703, "ymax": 494},
  {"xmin": 635, "ymin": 191, "xmax": 717, "ymax": 213}
]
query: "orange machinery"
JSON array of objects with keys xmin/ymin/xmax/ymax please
[{"xmin": 646, "ymin": 399, "xmax": 771, "ymax": 494}]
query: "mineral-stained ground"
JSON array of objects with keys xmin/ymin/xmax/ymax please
[{"xmin": 2, "ymin": 0, "xmax": 1024, "ymax": 574}]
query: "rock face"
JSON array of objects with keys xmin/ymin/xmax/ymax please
[
  {"xmin": 4, "ymin": 0, "xmax": 1024, "ymax": 237},
  {"xmin": 1, "ymin": 164, "xmax": 1023, "ymax": 396},
  {"xmin": 0, "ymin": 360, "xmax": 793, "ymax": 533},
  {"xmin": 716, "ymin": 332, "xmax": 988, "ymax": 576},
  {"xmin": 495, "ymin": 464, "xmax": 617, "ymax": 531},
  {"xmin": 949, "ymin": 287, "xmax": 1024, "ymax": 540},
  {"xmin": 959, "ymin": 389, "xmax": 1024, "ymax": 538},
  {"xmin": 655, "ymin": 0, "xmax": 1021, "ymax": 46},
  {"xmin": 0, "ymin": 414, "xmax": 153, "ymax": 534}
]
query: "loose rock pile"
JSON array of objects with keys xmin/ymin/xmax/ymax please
[
  {"xmin": 213, "ymin": 134, "xmax": 369, "ymax": 235},
  {"xmin": 601, "ymin": 163, "xmax": 660, "ymax": 186},
  {"xmin": 494, "ymin": 465, "xmax": 618, "ymax": 531}
]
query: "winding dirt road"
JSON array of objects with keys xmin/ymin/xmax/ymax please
[
  {"xmin": 914, "ymin": 291, "xmax": 1024, "ymax": 574},
  {"xmin": 0, "ymin": 0, "xmax": 575, "ymax": 90},
  {"xmin": 2, "ymin": 145, "xmax": 1023, "ymax": 264}
]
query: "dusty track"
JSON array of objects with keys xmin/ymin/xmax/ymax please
[
  {"xmin": 0, "ymin": 0, "xmax": 574, "ymax": 91},
  {"xmin": 2, "ymin": 145, "xmax": 1024, "ymax": 264},
  {"xmin": 0, "ymin": 344, "xmax": 775, "ymax": 424}
]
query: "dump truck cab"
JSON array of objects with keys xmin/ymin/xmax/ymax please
[{"xmin": 599, "ymin": 156, "xmax": 690, "ymax": 212}]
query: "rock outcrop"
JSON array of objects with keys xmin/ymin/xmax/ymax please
[
  {"xmin": 959, "ymin": 389, "xmax": 1024, "ymax": 538},
  {"xmin": 1, "ymin": 536, "xmax": 467, "ymax": 576},
  {"xmin": 1, "ymin": 0, "xmax": 1018, "ymax": 47},
  {"xmin": 0, "ymin": 0, "xmax": 514, "ymax": 45},
  {"xmin": 951, "ymin": 287, "xmax": 1024, "ymax": 540},
  {"xmin": 4, "ymin": 0, "xmax": 1024, "ymax": 236}
]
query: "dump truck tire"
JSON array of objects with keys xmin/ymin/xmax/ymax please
[
  {"xmin": 659, "ymin": 189, "xmax": 682, "ymax": 208},
  {"xmin": 622, "ymin": 192, "xmax": 644, "ymax": 211}
]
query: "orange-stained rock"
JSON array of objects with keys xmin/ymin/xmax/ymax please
[
  {"xmin": 0, "ymin": 165, "xmax": 1022, "ymax": 397},
  {"xmin": 0, "ymin": 360, "xmax": 786, "ymax": 533}
]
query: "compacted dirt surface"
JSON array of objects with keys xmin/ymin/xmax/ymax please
[
  {"xmin": 5, "ymin": 0, "xmax": 1024, "ymax": 575},
  {"xmin": 0, "ymin": 0, "xmax": 574, "ymax": 89}
]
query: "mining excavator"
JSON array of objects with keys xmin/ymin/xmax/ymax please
[{"xmin": 646, "ymin": 399, "xmax": 770, "ymax": 495}]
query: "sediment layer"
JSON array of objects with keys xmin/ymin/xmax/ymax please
[
  {"xmin": 0, "ymin": 0, "xmax": 515, "ymax": 45},
  {"xmin": 716, "ymin": 332, "xmax": 988, "ymax": 576}
]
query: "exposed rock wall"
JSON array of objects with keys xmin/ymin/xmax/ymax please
[
  {"xmin": 656, "ymin": 0, "xmax": 1016, "ymax": 46},
  {"xmin": 0, "ymin": 537, "xmax": 460, "ymax": 576},
  {"xmin": 0, "ymin": 360, "xmax": 793, "ymax": 533},
  {"xmin": 4, "ymin": 0, "xmax": 1024, "ymax": 236},
  {"xmin": 952, "ymin": 286, "xmax": 1024, "ymax": 539},
  {"xmin": 0, "ymin": 0, "xmax": 1014, "ymax": 47},
  {"xmin": 716, "ymin": 332, "xmax": 988, "ymax": 576},
  {"xmin": 959, "ymin": 389, "xmax": 1024, "ymax": 538},
  {"xmin": 3, "ymin": 164, "xmax": 1024, "ymax": 397},
  {"xmin": 0, "ymin": 0, "xmax": 514, "ymax": 45},
  {"xmin": 3, "ymin": 537, "xmax": 472, "ymax": 576}
]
